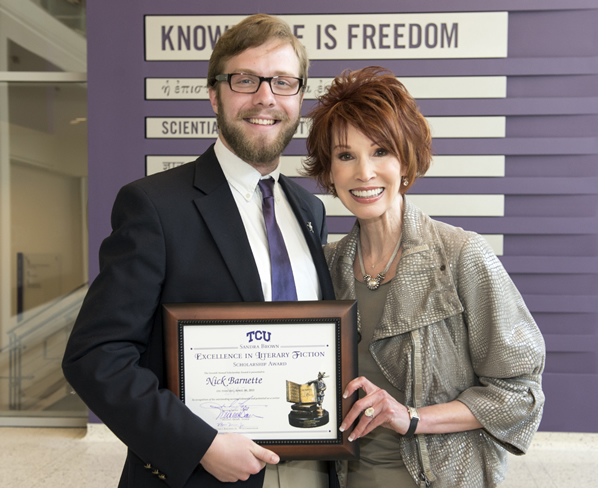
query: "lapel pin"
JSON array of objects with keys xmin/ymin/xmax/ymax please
[{"xmin": 307, "ymin": 222, "xmax": 314, "ymax": 233}]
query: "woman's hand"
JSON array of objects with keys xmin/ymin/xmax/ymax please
[
  {"xmin": 339, "ymin": 376, "xmax": 411, "ymax": 441},
  {"xmin": 340, "ymin": 377, "xmax": 484, "ymax": 441}
]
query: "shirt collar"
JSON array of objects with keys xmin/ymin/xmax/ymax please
[{"xmin": 215, "ymin": 137, "xmax": 281, "ymax": 201}]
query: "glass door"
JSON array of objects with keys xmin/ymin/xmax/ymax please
[{"xmin": 0, "ymin": 0, "xmax": 88, "ymax": 426}]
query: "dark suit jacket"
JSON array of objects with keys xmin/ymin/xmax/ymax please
[{"xmin": 62, "ymin": 146, "xmax": 335, "ymax": 488}]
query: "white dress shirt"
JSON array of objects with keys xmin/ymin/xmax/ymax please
[{"xmin": 215, "ymin": 138, "xmax": 321, "ymax": 301}]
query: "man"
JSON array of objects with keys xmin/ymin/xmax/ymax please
[{"xmin": 63, "ymin": 14, "xmax": 335, "ymax": 488}]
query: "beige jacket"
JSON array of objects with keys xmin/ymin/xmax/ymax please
[{"xmin": 324, "ymin": 199, "xmax": 545, "ymax": 488}]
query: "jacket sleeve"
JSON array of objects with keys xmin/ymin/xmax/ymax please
[
  {"xmin": 454, "ymin": 233, "xmax": 545, "ymax": 455},
  {"xmin": 62, "ymin": 182, "xmax": 217, "ymax": 488}
]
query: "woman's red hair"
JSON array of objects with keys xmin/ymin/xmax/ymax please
[{"xmin": 303, "ymin": 66, "xmax": 432, "ymax": 195}]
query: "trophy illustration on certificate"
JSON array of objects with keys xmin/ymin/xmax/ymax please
[{"xmin": 286, "ymin": 372, "xmax": 329, "ymax": 428}]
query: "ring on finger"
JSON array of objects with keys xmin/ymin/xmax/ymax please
[{"xmin": 364, "ymin": 407, "xmax": 375, "ymax": 418}]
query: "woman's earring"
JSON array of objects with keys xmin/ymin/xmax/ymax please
[{"xmin": 402, "ymin": 178, "xmax": 409, "ymax": 187}]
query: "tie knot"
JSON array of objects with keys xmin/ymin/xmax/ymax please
[{"xmin": 258, "ymin": 177, "xmax": 275, "ymax": 200}]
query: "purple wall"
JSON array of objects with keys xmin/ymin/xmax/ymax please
[{"xmin": 87, "ymin": 1, "xmax": 598, "ymax": 432}]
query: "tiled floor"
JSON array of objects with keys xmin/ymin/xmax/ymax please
[
  {"xmin": 1, "ymin": 426, "xmax": 596, "ymax": 487},
  {"xmin": 0, "ymin": 425, "xmax": 124, "ymax": 488}
]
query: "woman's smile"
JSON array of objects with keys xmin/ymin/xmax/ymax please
[{"xmin": 350, "ymin": 187, "xmax": 384, "ymax": 200}]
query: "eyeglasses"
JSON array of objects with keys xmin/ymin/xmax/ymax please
[{"xmin": 214, "ymin": 73, "xmax": 304, "ymax": 96}]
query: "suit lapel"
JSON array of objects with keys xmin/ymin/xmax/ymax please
[
  {"xmin": 279, "ymin": 176, "xmax": 335, "ymax": 300},
  {"xmin": 192, "ymin": 147, "xmax": 264, "ymax": 302}
]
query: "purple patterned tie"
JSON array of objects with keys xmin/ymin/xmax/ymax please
[{"xmin": 258, "ymin": 178, "xmax": 298, "ymax": 301}]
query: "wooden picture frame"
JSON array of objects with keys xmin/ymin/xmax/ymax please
[{"xmin": 163, "ymin": 300, "xmax": 358, "ymax": 460}]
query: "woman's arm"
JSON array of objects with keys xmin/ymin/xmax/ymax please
[
  {"xmin": 340, "ymin": 376, "xmax": 481, "ymax": 442},
  {"xmin": 455, "ymin": 233, "xmax": 545, "ymax": 454}
]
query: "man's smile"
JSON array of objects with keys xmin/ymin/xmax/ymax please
[{"xmin": 246, "ymin": 118, "xmax": 277, "ymax": 126}]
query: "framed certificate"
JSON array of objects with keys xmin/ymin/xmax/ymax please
[{"xmin": 163, "ymin": 300, "xmax": 358, "ymax": 460}]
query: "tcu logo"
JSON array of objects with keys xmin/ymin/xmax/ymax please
[{"xmin": 246, "ymin": 330, "xmax": 271, "ymax": 343}]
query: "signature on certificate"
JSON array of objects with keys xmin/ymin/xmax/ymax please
[{"xmin": 201, "ymin": 397, "xmax": 266, "ymax": 420}]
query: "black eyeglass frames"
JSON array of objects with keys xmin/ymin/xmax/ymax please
[{"xmin": 213, "ymin": 73, "xmax": 304, "ymax": 96}]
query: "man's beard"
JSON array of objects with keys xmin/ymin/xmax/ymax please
[{"xmin": 216, "ymin": 96, "xmax": 300, "ymax": 167}]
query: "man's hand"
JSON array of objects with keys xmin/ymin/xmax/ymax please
[{"xmin": 200, "ymin": 433, "xmax": 280, "ymax": 482}]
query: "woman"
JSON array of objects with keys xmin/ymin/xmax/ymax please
[{"xmin": 303, "ymin": 67, "xmax": 545, "ymax": 488}]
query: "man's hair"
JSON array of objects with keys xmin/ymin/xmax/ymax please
[
  {"xmin": 207, "ymin": 14, "xmax": 309, "ymax": 88},
  {"xmin": 303, "ymin": 66, "xmax": 432, "ymax": 195}
]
